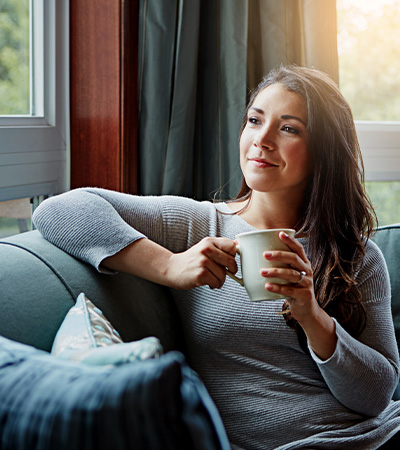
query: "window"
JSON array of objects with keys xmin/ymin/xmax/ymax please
[
  {"xmin": 365, "ymin": 181, "xmax": 400, "ymax": 226},
  {"xmin": 0, "ymin": 198, "xmax": 31, "ymax": 239},
  {"xmin": 0, "ymin": 0, "xmax": 69, "ymax": 237},
  {"xmin": 0, "ymin": 0, "xmax": 30, "ymax": 115},
  {"xmin": 337, "ymin": 0, "xmax": 400, "ymax": 225}
]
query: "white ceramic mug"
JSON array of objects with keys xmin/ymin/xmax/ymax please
[{"xmin": 227, "ymin": 229, "xmax": 295, "ymax": 301}]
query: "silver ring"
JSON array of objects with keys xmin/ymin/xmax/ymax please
[{"xmin": 296, "ymin": 270, "xmax": 307, "ymax": 284}]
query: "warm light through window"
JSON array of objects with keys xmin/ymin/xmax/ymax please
[{"xmin": 337, "ymin": 0, "xmax": 400, "ymax": 121}]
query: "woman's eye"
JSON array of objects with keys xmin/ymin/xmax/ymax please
[
  {"xmin": 248, "ymin": 117, "xmax": 260, "ymax": 125},
  {"xmin": 282, "ymin": 125, "xmax": 299, "ymax": 134}
]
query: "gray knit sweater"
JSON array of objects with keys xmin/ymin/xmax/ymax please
[{"xmin": 33, "ymin": 188, "xmax": 400, "ymax": 450}]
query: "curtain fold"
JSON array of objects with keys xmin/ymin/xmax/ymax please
[
  {"xmin": 247, "ymin": 0, "xmax": 339, "ymax": 91},
  {"xmin": 137, "ymin": 0, "xmax": 338, "ymax": 200},
  {"xmin": 138, "ymin": 0, "xmax": 248, "ymax": 200}
]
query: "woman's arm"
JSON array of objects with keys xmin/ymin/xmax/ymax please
[
  {"xmin": 33, "ymin": 188, "xmax": 237, "ymax": 290},
  {"xmin": 33, "ymin": 189, "xmax": 153, "ymax": 270},
  {"xmin": 102, "ymin": 236, "xmax": 237, "ymax": 290},
  {"xmin": 310, "ymin": 243, "xmax": 399, "ymax": 416},
  {"xmin": 263, "ymin": 234, "xmax": 399, "ymax": 416}
]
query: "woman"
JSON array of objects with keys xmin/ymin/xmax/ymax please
[{"xmin": 33, "ymin": 65, "xmax": 400, "ymax": 449}]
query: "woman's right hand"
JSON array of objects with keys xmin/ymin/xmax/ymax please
[
  {"xmin": 166, "ymin": 237, "xmax": 238, "ymax": 290},
  {"xmin": 102, "ymin": 236, "xmax": 238, "ymax": 291}
]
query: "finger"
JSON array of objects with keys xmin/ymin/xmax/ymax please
[
  {"xmin": 195, "ymin": 248, "xmax": 231, "ymax": 289},
  {"xmin": 212, "ymin": 237, "xmax": 238, "ymax": 256},
  {"xmin": 278, "ymin": 231, "xmax": 309, "ymax": 264},
  {"xmin": 264, "ymin": 249, "xmax": 304, "ymax": 270},
  {"xmin": 201, "ymin": 237, "xmax": 238, "ymax": 273},
  {"xmin": 203, "ymin": 262, "xmax": 228, "ymax": 289},
  {"xmin": 265, "ymin": 282, "xmax": 311, "ymax": 303},
  {"xmin": 193, "ymin": 261, "xmax": 223, "ymax": 289},
  {"xmin": 261, "ymin": 267, "xmax": 309, "ymax": 285}
]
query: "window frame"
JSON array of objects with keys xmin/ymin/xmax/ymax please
[
  {"xmin": 0, "ymin": 0, "xmax": 69, "ymax": 202},
  {"xmin": 356, "ymin": 121, "xmax": 400, "ymax": 182}
]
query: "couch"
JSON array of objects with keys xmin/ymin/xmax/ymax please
[
  {"xmin": 0, "ymin": 230, "xmax": 230, "ymax": 450},
  {"xmin": 1, "ymin": 225, "xmax": 400, "ymax": 449}
]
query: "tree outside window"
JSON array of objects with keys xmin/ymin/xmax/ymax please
[{"xmin": 0, "ymin": 0, "xmax": 30, "ymax": 115}]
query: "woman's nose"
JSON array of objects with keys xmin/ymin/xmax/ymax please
[{"xmin": 254, "ymin": 126, "xmax": 275, "ymax": 150}]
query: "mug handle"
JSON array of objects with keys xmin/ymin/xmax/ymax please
[
  {"xmin": 226, "ymin": 270, "xmax": 244, "ymax": 286},
  {"xmin": 225, "ymin": 244, "xmax": 244, "ymax": 286}
]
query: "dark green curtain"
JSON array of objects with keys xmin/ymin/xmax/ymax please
[
  {"xmin": 138, "ymin": 0, "xmax": 248, "ymax": 200},
  {"xmin": 137, "ymin": 0, "xmax": 338, "ymax": 200},
  {"xmin": 247, "ymin": 0, "xmax": 339, "ymax": 91}
]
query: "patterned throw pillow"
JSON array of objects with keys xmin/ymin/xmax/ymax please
[
  {"xmin": 51, "ymin": 292, "xmax": 163, "ymax": 365},
  {"xmin": 0, "ymin": 336, "xmax": 230, "ymax": 450}
]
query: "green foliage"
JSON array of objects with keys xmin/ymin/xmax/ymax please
[
  {"xmin": 0, "ymin": 0, "xmax": 30, "ymax": 115},
  {"xmin": 365, "ymin": 182, "xmax": 400, "ymax": 226},
  {"xmin": 338, "ymin": 1, "xmax": 400, "ymax": 121}
]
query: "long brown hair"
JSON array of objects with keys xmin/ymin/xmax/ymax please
[{"xmin": 234, "ymin": 65, "xmax": 377, "ymax": 338}]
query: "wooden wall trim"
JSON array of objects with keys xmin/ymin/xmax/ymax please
[
  {"xmin": 120, "ymin": 0, "xmax": 138, "ymax": 193},
  {"xmin": 70, "ymin": 0, "xmax": 138, "ymax": 193}
]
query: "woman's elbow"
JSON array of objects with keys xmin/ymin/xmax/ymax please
[{"xmin": 356, "ymin": 369, "xmax": 399, "ymax": 417}]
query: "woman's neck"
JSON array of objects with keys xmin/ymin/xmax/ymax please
[{"xmin": 228, "ymin": 190, "xmax": 304, "ymax": 231}]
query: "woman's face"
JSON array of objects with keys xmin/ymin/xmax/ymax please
[{"xmin": 240, "ymin": 83, "xmax": 311, "ymax": 199}]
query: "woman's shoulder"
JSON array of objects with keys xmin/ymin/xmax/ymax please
[
  {"xmin": 364, "ymin": 237, "xmax": 387, "ymax": 266},
  {"xmin": 352, "ymin": 237, "xmax": 387, "ymax": 276}
]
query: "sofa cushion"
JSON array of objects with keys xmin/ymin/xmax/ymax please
[
  {"xmin": 0, "ymin": 336, "xmax": 230, "ymax": 450},
  {"xmin": 51, "ymin": 292, "xmax": 163, "ymax": 366},
  {"xmin": 0, "ymin": 231, "xmax": 183, "ymax": 353}
]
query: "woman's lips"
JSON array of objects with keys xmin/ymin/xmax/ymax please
[{"xmin": 249, "ymin": 158, "xmax": 278, "ymax": 168}]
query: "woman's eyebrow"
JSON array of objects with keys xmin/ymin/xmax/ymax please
[
  {"xmin": 281, "ymin": 114, "xmax": 307, "ymax": 126},
  {"xmin": 249, "ymin": 106, "xmax": 264, "ymax": 115}
]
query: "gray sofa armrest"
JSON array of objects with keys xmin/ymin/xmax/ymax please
[{"xmin": 0, "ymin": 230, "xmax": 183, "ymax": 353}]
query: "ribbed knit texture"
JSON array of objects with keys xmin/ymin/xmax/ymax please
[{"xmin": 33, "ymin": 188, "xmax": 400, "ymax": 450}]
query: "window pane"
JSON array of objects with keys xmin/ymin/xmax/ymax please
[
  {"xmin": 365, "ymin": 182, "xmax": 400, "ymax": 226},
  {"xmin": 0, "ymin": 0, "xmax": 30, "ymax": 115},
  {"xmin": 0, "ymin": 198, "xmax": 31, "ymax": 238},
  {"xmin": 337, "ymin": 0, "xmax": 400, "ymax": 121}
]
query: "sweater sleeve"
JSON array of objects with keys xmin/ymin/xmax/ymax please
[
  {"xmin": 32, "ymin": 188, "xmax": 200, "ymax": 271},
  {"xmin": 309, "ymin": 240, "xmax": 400, "ymax": 416}
]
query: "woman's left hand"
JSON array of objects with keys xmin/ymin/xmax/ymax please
[
  {"xmin": 261, "ymin": 231, "xmax": 337, "ymax": 360},
  {"xmin": 261, "ymin": 231, "xmax": 316, "ymax": 319}
]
